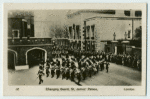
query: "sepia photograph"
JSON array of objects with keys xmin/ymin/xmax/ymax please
[{"xmin": 3, "ymin": 3, "xmax": 147, "ymax": 96}]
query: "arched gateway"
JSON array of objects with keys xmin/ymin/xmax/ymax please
[
  {"xmin": 25, "ymin": 47, "xmax": 47, "ymax": 67},
  {"xmin": 8, "ymin": 49, "xmax": 17, "ymax": 69}
]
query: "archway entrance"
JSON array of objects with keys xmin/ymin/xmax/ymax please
[
  {"xmin": 26, "ymin": 48, "xmax": 47, "ymax": 68},
  {"xmin": 8, "ymin": 50, "xmax": 16, "ymax": 70}
]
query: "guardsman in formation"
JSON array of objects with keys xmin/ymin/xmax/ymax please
[
  {"xmin": 55, "ymin": 59, "xmax": 60, "ymax": 79},
  {"xmin": 45, "ymin": 62, "xmax": 50, "ymax": 77},
  {"xmin": 76, "ymin": 68, "xmax": 81, "ymax": 85},
  {"xmin": 50, "ymin": 62, "xmax": 55, "ymax": 78},
  {"xmin": 37, "ymin": 66, "xmax": 45, "ymax": 84},
  {"xmin": 70, "ymin": 62, "xmax": 75, "ymax": 81}
]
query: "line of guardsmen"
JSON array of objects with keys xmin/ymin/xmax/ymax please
[
  {"xmin": 52, "ymin": 48, "xmax": 141, "ymax": 70},
  {"xmin": 37, "ymin": 49, "xmax": 141, "ymax": 85},
  {"xmin": 37, "ymin": 50, "xmax": 111, "ymax": 85}
]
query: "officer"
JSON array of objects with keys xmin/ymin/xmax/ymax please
[{"xmin": 37, "ymin": 67, "xmax": 45, "ymax": 84}]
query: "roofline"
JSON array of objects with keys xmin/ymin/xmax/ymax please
[
  {"xmin": 85, "ymin": 16, "xmax": 142, "ymax": 21},
  {"xmin": 67, "ymin": 10, "xmax": 116, "ymax": 18}
]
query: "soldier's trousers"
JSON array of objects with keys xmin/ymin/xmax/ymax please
[
  {"xmin": 82, "ymin": 71, "xmax": 86, "ymax": 80},
  {"xmin": 106, "ymin": 68, "xmax": 108, "ymax": 73},
  {"xmin": 66, "ymin": 72, "xmax": 70, "ymax": 80},
  {"xmin": 56, "ymin": 70, "xmax": 60, "ymax": 79},
  {"xmin": 71, "ymin": 73, "xmax": 75, "ymax": 81},
  {"xmin": 39, "ymin": 75, "xmax": 43, "ymax": 84},
  {"xmin": 51, "ymin": 70, "xmax": 55, "ymax": 78},
  {"xmin": 77, "ymin": 74, "xmax": 81, "ymax": 84},
  {"xmin": 46, "ymin": 70, "xmax": 49, "ymax": 77},
  {"xmin": 62, "ymin": 72, "xmax": 65, "ymax": 80},
  {"xmin": 89, "ymin": 70, "xmax": 92, "ymax": 77}
]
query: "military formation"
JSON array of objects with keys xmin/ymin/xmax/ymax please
[{"xmin": 37, "ymin": 48, "xmax": 141, "ymax": 85}]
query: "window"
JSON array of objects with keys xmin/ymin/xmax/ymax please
[
  {"xmin": 124, "ymin": 10, "xmax": 130, "ymax": 16},
  {"xmin": 12, "ymin": 29, "xmax": 19, "ymax": 37},
  {"xmin": 135, "ymin": 11, "xmax": 142, "ymax": 17},
  {"xmin": 76, "ymin": 25, "xmax": 80, "ymax": 39},
  {"xmin": 69, "ymin": 27, "xmax": 72, "ymax": 39},
  {"xmin": 91, "ymin": 25, "xmax": 95, "ymax": 39}
]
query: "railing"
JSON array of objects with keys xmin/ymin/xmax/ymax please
[{"xmin": 8, "ymin": 38, "xmax": 52, "ymax": 45}]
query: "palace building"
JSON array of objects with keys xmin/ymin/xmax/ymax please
[
  {"xmin": 8, "ymin": 10, "xmax": 142, "ymax": 70},
  {"xmin": 67, "ymin": 10, "xmax": 141, "ymax": 55},
  {"xmin": 7, "ymin": 10, "xmax": 68, "ymax": 70}
]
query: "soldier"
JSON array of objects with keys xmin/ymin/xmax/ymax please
[
  {"xmin": 105, "ymin": 54, "xmax": 109, "ymax": 62},
  {"xmin": 65, "ymin": 66, "xmax": 70, "ymax": 80},
  {"xmin": 55, "ymin": 64, "xmax": 60, "ymax": 79},
  {"xmin": 37, "ymin": 67, "xmax": 45, "ymax": 84},
  {"xmin": 45, "ymin": 62, "xmax": 50, "ymax": 77},
  {"xmin": 106, "ymin": 62, "xmax": 110, "ymax": 73},
  {"xmin": 81, "ymin": 62, "xmax": 86, "ymax": 80},
  {"xmin": 70, "ymin": 62, "xmax": 75, "ymax": 81},
  {"xmin": 76, "ymin": 68, "xmax": 81, "ymax": 85}
]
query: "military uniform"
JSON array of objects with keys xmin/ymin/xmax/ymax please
[
  {"xmin": 37, "ymin": 69, "xmax": 44, "ymax": 84},
  {"xmin": 76, "ymin": 68, "xmax": 81, "ymax": 84},
  {"xmin": 50, "ymin": 63, "xmax": 55, "ymax": 78},
  {"xmin": 45, "ymin": 65, "xmax": 50, "ymax": 77},
  {"xmin": 55, "ymin": 65, "xmax": 60, "ymax": 79}
]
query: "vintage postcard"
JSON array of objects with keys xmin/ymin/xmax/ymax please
[{"xmin": 3, "ymin": 3, "xmax": 147, "ymax": 96}]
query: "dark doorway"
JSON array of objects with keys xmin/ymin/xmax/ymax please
[
  {"xmin": 8, "ymin": 51, "xmax": 15, "ymax": 70},
  {"xmin": 105, "ymin": 45, "xmax": 111, "ymax": 53},
  {"xmin": 117, "ymin": 45, "xmax": 123, "ymax": 54},
  {"xmin": 27, "ymin": 49, "xmax": 45, "ymax": 68}
]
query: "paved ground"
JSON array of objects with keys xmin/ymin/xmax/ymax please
[{"xmin": 8, "ymin": 63, "xmax": 141, "ymax": 86}]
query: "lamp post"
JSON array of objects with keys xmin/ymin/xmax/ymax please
[{"xmin": 124, "ymin": 32, "xmax": 128, "ymax": 54}]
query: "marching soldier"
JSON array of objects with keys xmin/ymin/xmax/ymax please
[
  {"xmin": 65, "ymin": 66, "xmax": 70, "ymax": 80},
  {"xmin": 55, "ymin": 64, "xmax": 60, "ymax": 79},
  {"xmin": 81, "ymin": 62, "xmax": 86, "ymax": 80},
  {"xmin": 70, "ymin": 62, "xmax": 75, "ymax": 81},
  {"xmin": 50, "ymin": 62, "xmax": 55, "ymax": 78},
  {"xmin": 76, "ymin": 68, "xmax": 81, "ymax": 85},
  {"xmin": 45, "ymin": 62, "xmax": 50, "ymax": 77},
  {"xmin": 37, "ymin": 67, "xmax": 45, "ymax": 84}
]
